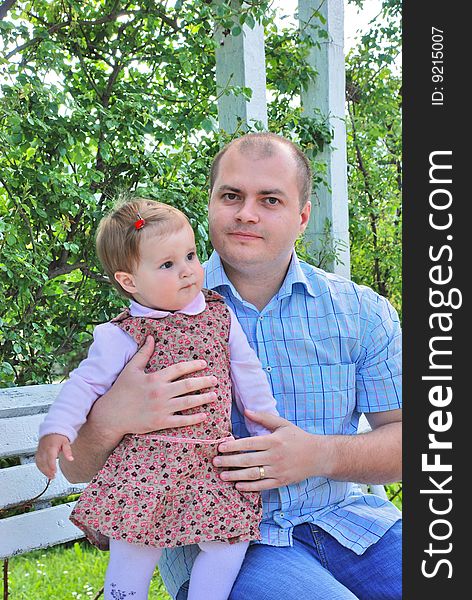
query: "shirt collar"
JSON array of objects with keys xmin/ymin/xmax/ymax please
[
  {"xmin": 277, "ymin": 250, "xmax": 317, "ymax": 299},
  {"xmin": 204, "ymin": 251, "xmax": 236, "ymax": 294},
  {"xmin": 129, "ymin": 291, "xmax": 206, "ymax": 318},
  {"xmin": 204, "ymin": 250, "xmax": 317, "ymax": 302}
]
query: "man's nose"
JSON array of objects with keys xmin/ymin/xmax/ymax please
[{"xmin": 235, "ymin": 199, "xmax": 259, "ymax": 223}]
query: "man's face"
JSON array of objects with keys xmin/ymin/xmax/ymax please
[{"xmin": 208, "ymin": 143, "xmax": 311, "ymax": 275}]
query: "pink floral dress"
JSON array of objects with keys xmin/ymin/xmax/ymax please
[{"xmin": 69, "ymin": 290, "xmax": 262, "ymax": 550}]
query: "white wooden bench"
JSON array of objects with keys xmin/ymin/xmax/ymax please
[
  {"xmin": 0, "ymin": 383, "xmax": 387, "ymax": 565},
  {"xmin": 0, "ymin": 383, "xmax": 86, "ymax": 561}
]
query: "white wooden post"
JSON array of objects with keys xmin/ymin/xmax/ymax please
[
  {"xmin": 298, "ymin": 0, "xmax": 351, "ymax": 277},
  {"xmin": 214, "ymin": 0, "xmax": 268, "ymax": 134}
]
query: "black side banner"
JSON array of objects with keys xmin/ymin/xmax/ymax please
[{"xmin": 403, "ymin": 2, "xmax": 467, "ymax": 597}]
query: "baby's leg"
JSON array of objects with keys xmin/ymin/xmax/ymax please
[
  {"xmin": 104, "ymin": 538, "xmax": 162, "ymax": 600},
  {"xmin": 188, "ymin": 540, "xmax": 249, "ymax": 600}
]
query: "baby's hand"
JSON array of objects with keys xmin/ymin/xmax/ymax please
[{"xmin": 35, "ymin": 434, "xmax": 74, "ymax": 479}]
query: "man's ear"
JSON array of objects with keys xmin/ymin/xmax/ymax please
[
  {"xmin": 114, "ymin": 271, "xmax": 137, "ymax": 295},
  {"xmin": 299, "ymin": 200, "xmax": 311, "ymax": 234}
]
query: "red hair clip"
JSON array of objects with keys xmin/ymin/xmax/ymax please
[{"xmin": 134, "ymin": 213, "xmax": 145, "ymax": 230}]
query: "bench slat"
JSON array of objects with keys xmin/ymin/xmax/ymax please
[
  {"xmin": 0, "ymin": 413, "xmax": 44, "ymax": 458},
  {"xmin": 0, "ymin": 463, "xmax": 86, "ymax": 510},
  {"xmin": 0, "ymin": 502, "xmax": 84, "ymax": 559},
  {"xmin": 357, "ymin": 413, "xmax": 371, "ymax": 433},
  {"xmin": 0, "ymin": 383, "xmax": 61, "ymax": 418}
]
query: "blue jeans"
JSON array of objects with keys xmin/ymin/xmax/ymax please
[{"xmin": 176, "ymin": 520, "xmax": 402, "ymax": 599}]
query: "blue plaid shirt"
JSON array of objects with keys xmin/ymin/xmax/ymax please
[{"xmin": 159, "ymin": 251, "xmax": 402, "ymax": 597}]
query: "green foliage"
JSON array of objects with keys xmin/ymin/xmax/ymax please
[
  {"xmin": 386, "ymin": 482, "xmax": 403, "ymax": 511},
  {"xmin": 296, "ymin": 220, "xmax": 349, "ymax": 272},
  {"xmin": 345, "ymin": 0, "xmax": 402, "ymax": 315}
]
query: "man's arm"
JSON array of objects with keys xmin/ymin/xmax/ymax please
[
  {"xmin": 324, "ymin": 408, "xmax": 402, "ymax": 483},
  {"xmin": 60, "ymin": 335, "xmax": 219, "ymax": 483},
  {"xmin": 212, "ymin": 408, "xmax": 402, "ymax": 492}
]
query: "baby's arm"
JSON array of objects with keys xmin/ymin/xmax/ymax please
[
  {"xmin": 227, "ymin": 307, "xmax": 279, "ymax": 436},
  {"xmin": 35, "ymin": 434, "xmax": 73, "ymax": 479},
  {"xmin": 36, "ymin": 323, "xmax": 136, "ymax": 477}
]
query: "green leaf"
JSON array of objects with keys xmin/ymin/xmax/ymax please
[
  {"xmin": 0, "ymin": 362, "xmax": 15, "ymax": 376},
  {"xmin": 245, "ymin": 14, "xmax": 255, "ymax": 29},
  {"xmin": 25, "ymin": 146, "xmax": 37, "ymax": 160},
  {"xmin": 201, "ymin": 118, "xmax": 215, "ymax": 133}
]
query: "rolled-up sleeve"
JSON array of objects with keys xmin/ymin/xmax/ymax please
[{"xmin": 356, "ymin": 288, "xmax": 402, "ymax": 413}]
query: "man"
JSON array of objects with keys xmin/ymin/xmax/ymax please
[{"xmin": 61, "ymin": 133, "xmax": 402, "ymax": 599}]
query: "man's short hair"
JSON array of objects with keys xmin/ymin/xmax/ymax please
[{"xmin": 209, "ymin": 132, "xmax": 312, "ymax": 210}]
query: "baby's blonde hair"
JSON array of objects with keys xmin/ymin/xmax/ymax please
[{"xmin": 96, "ymin": 197, "xmax": 191, "ymax": 299}]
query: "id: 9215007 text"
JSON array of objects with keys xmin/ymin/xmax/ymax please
[{"xmin": 431, "ymin": 27, "xmax": 444, "ymax": 106}]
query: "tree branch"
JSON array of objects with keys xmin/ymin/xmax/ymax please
[
  {"xmin": 0, "ymin": 0, "xmax": 16, "ymax": 20},
  {"xmin": 70, "ymin": 40, "xmax": 103, "ymax": 98},
  {"xmin": 4, "ymin": 9, "xmax": 146, "ymax": 59},
  {"xmin": 347, "ymin": 99, "xmax": 385, "ymax": 296},
  {"xmin": 101, "ymin": 61, "xmax": 124, "ymax": 107},
  {"xmin": 5, "ymin": 3, "xmax": 181, "ymax": 59},
  {"xmin": 47, "ymin": 261, "xmax": 109, "ymax": 284},
  {"xmin": 5, "ymin": 19, "xmax": 72, "ymax": 59}
]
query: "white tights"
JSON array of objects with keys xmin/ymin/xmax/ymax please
[{"xmin": 104, "ymin": 538, "xmax": 249, "ymax": 600}]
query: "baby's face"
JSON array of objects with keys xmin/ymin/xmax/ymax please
[{"xmin": 128, "ymin": 223, "xmax": 204, "ymax": 311}]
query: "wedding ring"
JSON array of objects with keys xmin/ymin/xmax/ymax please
[{"xmin": 258, "ymin": 466, "xmax": 266, "ymax": 480}]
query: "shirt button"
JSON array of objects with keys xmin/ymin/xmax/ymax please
[
  {"xmin": 259, "ymin": 316, "xmax": 264, "ymax": 320},
  {"xmin": 266, "ymin": 366, "xmax": 272, "ymax": 372},
  {"xmin": 279, "ymin": 512, "xmax": 284, "ymax": 518}
]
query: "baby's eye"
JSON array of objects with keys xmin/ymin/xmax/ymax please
[
  {"xmin": 187, "ymin": 252, "xmax": 196, "ymax": 261},
  {"xmin": 160, "ymin": 261, "xmax": 173, "ymax": 269}
]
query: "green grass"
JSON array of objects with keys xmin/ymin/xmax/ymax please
[{"xmin": 1, "ymin": 540, "xmax": 171, "ymax": 599}]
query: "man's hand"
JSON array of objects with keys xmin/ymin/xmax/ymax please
[
  {"xmin": 92, "ymin": 335, "xmax": 219, "ymax": 440},
  {"xmin": 60, "ymin": 335, "xmax": 218, "ymax": 483},
  {"xmin": 213, "ymin": 408, "xmax": 402, "ymax": 491},
  {"xmin": 213, "ymin": 410, "xmax": 318, "ymax": 491},
  {"xmin": 36, "ymin": 433, "xmax": 74, "ymax": 479}
]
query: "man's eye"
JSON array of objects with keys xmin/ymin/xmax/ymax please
[
  {"xmin": 265, "ymin": 197, "xmax": 279, "ymax": 206},
  {"xmin": 160, "ymin": 261, "xmax": 173, "ymax": 269},
  {"xmin": 223, "ymin": 193, "xmax": 239, "ymax": 201}
]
